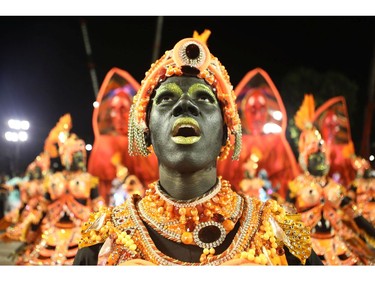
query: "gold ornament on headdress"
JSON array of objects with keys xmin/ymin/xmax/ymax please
[
  {"xmin": 193, "ymin": 29, "xmax": 211, "ymax": 45},
  {"xmin": 294, "ymin": 94, "xmax": 315, "ymax": 131},
  {"xmin": 44, "ymin": 113, "xmax": 72, "ymax": 158},
  {"xmin": 59, "ymin": 133, "xmax": 86, "ymax": 169},
  {"xmin": 128, "ymin": 30, "xmax": 242, "ymax": 160}
]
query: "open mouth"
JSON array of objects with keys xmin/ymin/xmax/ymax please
[{"xmin": 171, "ymin": 117, "xmax": 201, "ymax": 144}]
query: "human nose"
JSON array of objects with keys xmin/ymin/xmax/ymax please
[{"xmin": 172, "ymin": 94, "xmax": 199, "ymax": 117}]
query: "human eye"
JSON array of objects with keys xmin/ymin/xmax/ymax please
[
  {"xmin": 196, "ymin": 91, "xmax": 215, "ymax": 103},
  {"xmin": 155, "ymin": 91, "xmax": 175, "ymax": 105},
  {"xmin": 154, "ymin": 83, "xmax": 182, "ymax": 105},
  {"xmin": 188, "ymin": 83, "xmax": 217, "ymax": 104}
]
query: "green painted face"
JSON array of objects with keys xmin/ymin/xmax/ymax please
[
  {"xmin": 66, "ymin": 151, "xmax": 86, "ymax": 172},
  {"xmin": 307, "ymin": 150, "xmax": 330, "ymax": 177},
  {"xmin": 148, "ymin": 76, "xmax": 225, "ymax": 173}
]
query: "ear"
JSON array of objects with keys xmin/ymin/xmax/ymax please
[
  {"xmin": 145, "ymin": 131, "xmax": 152, "ymax": 147},
  {"xmin": 222, "ymin": 125, "xmax": 228, "ymax": 146}
]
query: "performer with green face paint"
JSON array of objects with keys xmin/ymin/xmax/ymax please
[
  {"xmin": 288, "ymin": 94, "xmax": 375, "ymax": 265},
  {"xmin": 73, "ymin": 30, "xmax": 322, "ymax": 266}
]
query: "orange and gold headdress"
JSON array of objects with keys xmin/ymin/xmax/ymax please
[
  {"xmin": 44, "ymin": 113, "xmax": 72, "ymax": 158},
  {"xmin": 59, "ymin": 133, "xmax": 87, "ymax": 169},
  {"xmin": 294, "ymin": 94, "xmax": 328, "ymax": 171},
  {"xmin": 128, "ymin": 29, "xmax": 242, "ymax": 160}
]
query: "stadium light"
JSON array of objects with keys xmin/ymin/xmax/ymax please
[{"xmin": 4, "ymin": 118, "xmax": 30, "ymax": 176}]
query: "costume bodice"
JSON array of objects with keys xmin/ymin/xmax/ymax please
[
  {"xmin": 66, "ymin": 172, "xmax": 95, "ymax": 199},
  {"xmin": 350, "ymin": 177, "xmax": 375, "ymax": 225},
  {"xmin": 288, "ymin": 173, "xmax": 375, "ymax": 265},
  {"xmin": 20, "ymin": 179, "xmax": 44, "ymax": 203},
  {"xmin": 78, "ymin": 180, "xmax": 312, "ymax": 265},
  {"xmin": 352, "ymin": 177, "xmax": 375, "ymax": 203},
  {"xmin": 47, "ymin": 171, "xmax": 95, "ymax": 200},
  {"xmin": 289, "ymin": 173, "xmax": 344, "ymax": 213},
  {"xmin": 45, "ymin": 171, "xmax": 100, "ymax": 225}
]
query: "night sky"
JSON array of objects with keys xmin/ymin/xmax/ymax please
[{"xmin": 1, "ymin": 16, "xmax": 375, "ymax": 175}]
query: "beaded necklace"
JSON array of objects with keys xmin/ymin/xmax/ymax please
[
  {"xmin": 79, "ymin": 179, "xmax": 312, "ymax": 265},
  {"xmin": 138, "ymin": 177, "xmax": 244, "ymax": 262}
]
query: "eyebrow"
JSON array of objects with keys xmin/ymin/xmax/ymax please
[
  {"xmin": 153, "ymin": 83, "xmax": 183, "ymax": 103},
  {"xmin": 188, "ymin": 83, "xmax": 216, "ymax": 101},
  {"xmin": 154, "ymin": 82, "xmax": 216, "ymax": 100}
]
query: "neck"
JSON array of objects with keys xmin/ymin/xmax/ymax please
[{"xmin": 158, "ymin": 165, "xmax": 218, "ymax": 200}]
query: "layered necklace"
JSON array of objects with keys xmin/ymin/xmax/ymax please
[{"xmin": 138, "ymin": 177, "xmax": 244, "ymax": 262}]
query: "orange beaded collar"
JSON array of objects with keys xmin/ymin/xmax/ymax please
[{"xmin": 137, "ymin": 177, "xmax": 244, "ymax": 260}]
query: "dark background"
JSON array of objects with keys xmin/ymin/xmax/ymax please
[{"xmin": 0, "ymin": 16, "xmax": 374, "ymax": 176}]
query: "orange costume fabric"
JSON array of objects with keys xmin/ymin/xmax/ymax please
[
  {"xmin": 288, "ymin": 94, "xmax": 375, "ymax": 265},
  {"xmin": 2, "ymin": 153, "xmax": 49, "ymax": 242},
  {"xmin": 88, "ymin": 68, "xmax": 158, "ymax": 204},
  {"xmin": 19, "ymin": 170, "xmax": 103, "ymax": 265},
  {"xmin": 313, "ymin": 96, "xmax": 356, "ymax": 187},
  {"xmin": 217, "ymin": 68, "xmax": 299, "ymax": 199}
]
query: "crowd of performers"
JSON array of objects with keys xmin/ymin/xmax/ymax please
[
  {"xmin": 0, "ymin": 114, "xmax": 105, "ymax": 265},
  {"xmin": 0, "ymin": 41, "xmax": 374, "ymax": 265}
]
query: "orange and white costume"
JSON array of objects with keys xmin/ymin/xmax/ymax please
[
  {"xmin": 3, "ymin": 152, "xmax": 50, "ymax": 243},
  {"xmin": 288, "ymin": 94, "xmax": 375, "ymax": 265},
  {"xmin": 17, "ymin": 115, "xmax": 105, "ymax": 265}
]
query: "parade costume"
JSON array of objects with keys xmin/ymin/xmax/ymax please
[
  {"xmin": 217, "ymin": 68, "xmax": 300, "ymax": 200},
  {"xmin": 88, "ymin": 68, "xmax": 158, "ymax": 205},
  {"xmin": 108, "ymin": 152, "xmax": 145, "ymax": 207},
  {"xmin": 348, "ymin": 154, "xmax": 375, "ymax": 226},
  {"xmin": 237, "ymin": 148, "xmax": 282, "ymax": 202},
  {"xmin": 288, "ymin": 94, "xmax": 375, "ymax": 265},
  {"xmin": 1, "ymin": 152, "xmax": 50, "ymax": 243},
  {"xmin": 17, "ymin": 115, "xmax": 105, "ymax": 265},
  {"xmin": 313, "ymin": 97, "xmax": 375, "ymax": 227},
  {"xmin": 313, "ymin": 96, "xmax": 356, "ymax": 187},
  {"xmin": 74, "ymin": 30, "xmax": 320, "ymax": 266},
  {"xmin": 76, "ymin": 178, "xmax": 314, "ymax": 265}
]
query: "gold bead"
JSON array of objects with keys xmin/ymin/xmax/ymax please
[
  {"xmin": 240, "ymin": 252, "xmax": 248, "ymax": 259},
  {"xmin": 181, "ymin": 232, "xmax": 193, "ymax": 245},
  {"xmin": 223, "ymin": 219, "xmax": 235, "ymax": 232},
  {"xmin": 204, "ymin": 209, "xmax": 212, "ymax": 217},
  {"xmin": 254, "ymin": 256, "xmax": 261, "ymax": 264},
  {"xmin": 179, "ymin": 208, "xmax": 186, "ymax": 215},
  {"xmin": 190, "ymin": 208, "xmax": 198, "ymax": 216}
]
